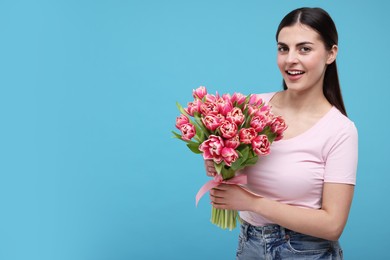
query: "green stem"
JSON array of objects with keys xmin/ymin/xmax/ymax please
[{"xmin": 211, "ymin": 207, "xmax": 238, "ymax": 230}]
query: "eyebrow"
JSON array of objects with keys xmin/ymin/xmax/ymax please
[{"xmin": 277, "ymin": 41, "xmax": 314, "ymax": 46}]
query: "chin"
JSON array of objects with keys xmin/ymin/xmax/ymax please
[
  {"xmin": 284, "ymin": 84, "xmax": 313, "ymax": 94},
  {"xmin": 284, "ymin": 82, "xmax": 304, "ymax": 90}
]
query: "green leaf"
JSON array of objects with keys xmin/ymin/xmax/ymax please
[
  {"xmin": 192, "ymin": 117, "xmax": 208, "ymax": 143},
  {"xmin": 186, "ymin": 142, "xmax": 202, "ymax": 154},
  {"xmin": 214, "ymin": 162, "xmax": 223, "ymax": 174},
  {"xmin": 268, "ymin": 132, "xmax": 277, "ymax": 143},
  {"xmin": 192, "ymin": 124, "xmax": 203, "ymax": 143},
  {"xmin": 220, "ymin": 166, "xmax": 235, "ymax": 179},
  {"xmin": 171, "ymin": 131, "xmax": 183, "ymax": 139},
  {"xmin": 194, "ymin": 114, "xmax": 210, "ymax": 137},
  {"xmin": 238, "ymin": 145, "xmax": 250, "ymax": 158},
  {"xmin": 245, "ymin": 94, "xmax": 252, "ymax": 103},
  {"xmin": 243, "ymin": 156, "xmax": 258, "ymax": 166},
  {"xmin": 230, "ymin": 157, "xmax": 245, "ymax": 171},
  {"xmin": 171, "ymin": 131, "xmax": 198, "ymax": 145},
  {"xmin": 176, "ymin": 102, "xmax": 190, "ymax": 117}
]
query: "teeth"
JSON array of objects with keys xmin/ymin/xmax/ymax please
[{"xmin": 287, "ymin": 70, "xmax": 304, "ymax": 75}]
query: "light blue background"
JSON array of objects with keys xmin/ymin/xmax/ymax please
[{"xmin": 0, "ymin": 0, "xmax": 389, "ymax": 259}]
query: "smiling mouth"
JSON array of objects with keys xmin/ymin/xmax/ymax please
[{"xmin": 286, "ymin": 70, "xmax": 305, "ymax": 75}]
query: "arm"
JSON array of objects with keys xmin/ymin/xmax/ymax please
[
  {"xmin": 211, "ymin": 182, "xmax": 354, "ymax": 241},
  {"xmin": 208, "ymin": 120, "xmax": 357, "ymax": 240}
]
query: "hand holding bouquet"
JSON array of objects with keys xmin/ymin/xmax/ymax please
[{"xmin": 173, "ymin": 86, "xmax": 286, "ymax": 230}]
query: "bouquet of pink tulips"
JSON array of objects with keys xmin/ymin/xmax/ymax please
[{"xmin": 173, "ymin": 86, "xmax": 287, "ymax": 230}]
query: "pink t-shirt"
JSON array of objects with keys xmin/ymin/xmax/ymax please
[{"xmin": 239, "ymin": 92, "xmax": 359, "ymax": 227}]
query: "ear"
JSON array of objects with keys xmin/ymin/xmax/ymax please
[{"xmin": 326, "ymin": 45, "xmax": 338, "ymax": 64}]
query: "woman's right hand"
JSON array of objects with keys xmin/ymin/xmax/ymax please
[{"xmin": 204, "ymin": 159, "xmax": 217, "ymax": 177}]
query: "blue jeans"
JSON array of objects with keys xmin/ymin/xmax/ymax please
[{"xmin": 236, "ymin": 221, "xmax": 343, "ymax": 259}]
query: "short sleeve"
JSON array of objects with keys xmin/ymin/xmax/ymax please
[
  {"xmin": 324, "ymin": 121, "xmax": 358, "ymax": 185},
  {"xmin": 255, "ymin": 92, "xmax": 276, "ymax": 103}
]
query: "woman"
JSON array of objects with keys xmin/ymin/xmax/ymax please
[{"xmin": 205, "ymin": 7, "xmax": 358, "ymax": 259}]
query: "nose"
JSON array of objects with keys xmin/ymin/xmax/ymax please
[{"xmin": 286, "ymin": 51, "xmax": 299, "ymax": 64}]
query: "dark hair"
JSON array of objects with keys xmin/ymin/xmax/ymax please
[{"xmin": 276, "ymin": 7, "xmax": 347, "ymax": 116}]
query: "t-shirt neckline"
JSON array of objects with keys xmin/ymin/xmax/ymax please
[{"xmin": 266, "ymin": 92, "xmax": 337, "ymax": 144}]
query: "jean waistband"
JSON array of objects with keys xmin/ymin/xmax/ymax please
[
  {"xmin": 239, "ymin": 218, "xmax": 341, "ymax": 250},
  {"xmin": 240, "ymin": 219, "xmax": 292, "ymax": 240}
]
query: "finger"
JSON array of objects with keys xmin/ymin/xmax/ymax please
[
  {"xmin": 206, "ymin": 169, "xmax": 216, "ymax": 177},
  {"xmin": 210, "ymin": 200, "xmax": 228, "ymax": 209},
  {"xmin": 206, "ymin": 171, "xmax": 215, "ymax": 177},
  {"xmin": 213, "ymin": 184, "xmax": 230, "ymax": 191},
  {"xmin": 206, "ymin": 165, "xmax": 215, "ymax": 171},
  {"xmin": 210, "ymin": 189, "xmax": 217, "ymax": 197},
  {"xmin": 209, "ymin": 193, "xmax": 225, "ymax": 204},
  {"xmin": 207, "ymin": 169, "xmax": 216, "ymax": 176},
  {"xmin": 204, "ymin": 160, "xmax": 216, "ymax": 176},
  {"xmin": 204, "ymin": 159, "xmax": 214, "ymax": 167}
]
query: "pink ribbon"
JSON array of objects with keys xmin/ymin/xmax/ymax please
[{"xmin": 195, "ymin": 174, "xmax": 248, "ymax": 206}]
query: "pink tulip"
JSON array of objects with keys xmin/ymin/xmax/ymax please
[
  {"xmin": 252, "ymin": 134, "xmax": 270, "ymax": 156},
  {"xmin": 175, "ymin": 114, "xmax": 189, "ymax": 129},
  {"xmin": 231, "ymin": 92, "xmax": 246, "ymax": 105},
  {"xmin": 221, "ymin": 147, "xmax": 239, "ymax": 166},
  {"xmin": 254, "ymin": 109, "xmax": 271, "ymax": 121},
  {"xmin": 185, "ymin": 100, "xmax": 201, "ymax": 116},
  {"xmin": 199, "ymin": 135, "xmax": 224, "ymax": 164},
  {"xmin": 200, "ymin": 101, "xmax": 219, "ymax": 116},
  {"xmin": 205, "ymin": 93, "xmax": 217, "ymax": 103},
  {"xmin": 239, "ymin": 127, "xmax": 257, "ymax": 144},
  {"xmin": 180, "ymin": 123, "xmax": 196, "ymax": 141},
  {"xmin": 246, "ymin": 104, "xmax": 259, "ymax": 116},
  {"xmin": 260, "ymin": 104, "xmax": 270, "ymax": 112},
  {"xmin": 250, "ymin": 114, "xmax": 267, "ymax": 132},
  {"xmin": 226, "ymin": 107, "xmax": 245, "ymax": 126},
  {"xmin": 270, "ymin": 116, "xmax": 287, "ymax": 141},
  {"xmin": 222, "ymin": 93, "xmax": 231, "ymax": 100},
  {"xmin": 225, "ymin": 135, "xmax": 240, "ymax": 149},
  {"xmin": 202, "ymin": 114, "xmax": 222, "ymax": 131},
  {"xmin": 219, "ymin": 120, "xmax": 238, "ymax": 139},
  {"xmin": 216, "ymin": 97, "xmax": 233, "ymax": 116},
  {"xmin": 249, "ymin": 94, "xmax": 264, "ymax": 106},
  {"xmin": 193, "ymin": 86, "xmax": 207, "ymax": 100},
  {"xmin": 215, "ymin": 113, "xmax": 225, "ymax": 122}
]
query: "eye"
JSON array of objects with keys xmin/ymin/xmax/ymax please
[
  {"xmin": 299, "ymin": 46, "xmax": 311, "ymax": 53},
  {"xmin": 278, "ymin": 46, "xmax": 288, "ymax": 53}
]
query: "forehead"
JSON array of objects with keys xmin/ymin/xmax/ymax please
[{"xmin": 277, "ymin": 23, "xmax": 322, "ymax": 44}]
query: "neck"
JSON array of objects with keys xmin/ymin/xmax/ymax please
[{"xmin": 276, "ymin": 89, "xmax": 331, "ymax": 115}]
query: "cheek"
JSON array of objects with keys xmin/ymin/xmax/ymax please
[
  {"xmin": 302, "ymin": 54, "xmax": 327, "ymax": 72},
  {"xmin": 276, "ymin": 55, "xmax": 284, "ymax": 71},
  {"xmin": 305, "ymin": 60, "xmax": 326, "ymax": 76}
]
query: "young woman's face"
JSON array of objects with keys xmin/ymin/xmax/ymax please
[{"xmin": 277, "ymin": 23, "xmax": 337, "ymax": 93}]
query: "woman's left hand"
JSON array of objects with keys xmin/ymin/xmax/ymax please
[{"xmin": 210, "ymin": 184, "xmax": 259, "ymax": 211}]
